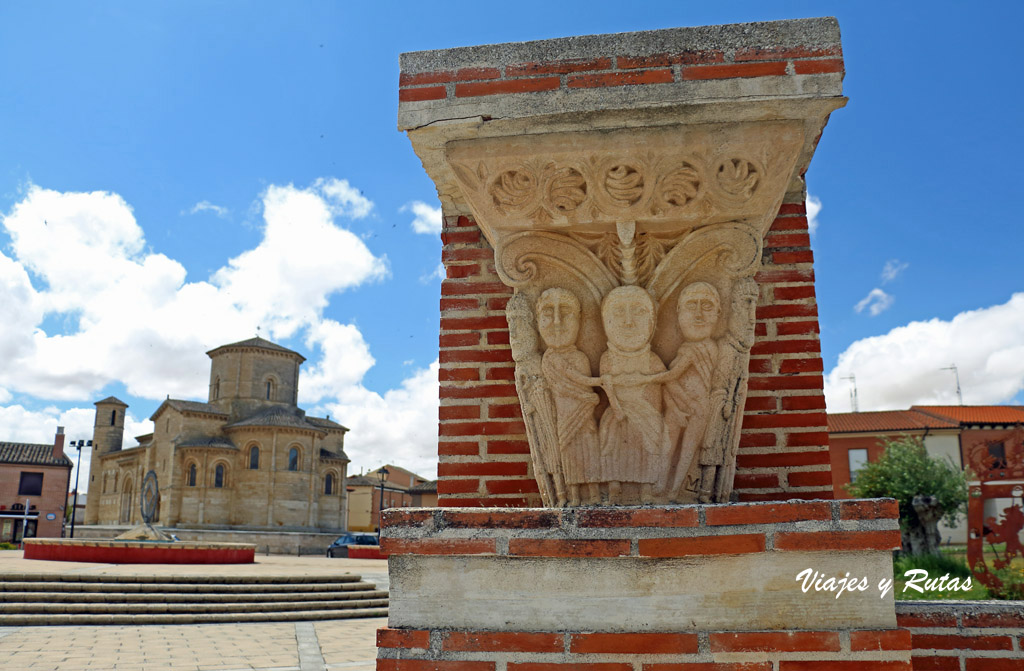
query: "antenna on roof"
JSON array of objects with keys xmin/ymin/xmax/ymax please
[
  {"xmin": 256, "ymin": 325, "xmax": 261, "ymax": 338},
  {"xmin": 941, "ymin": 364, "xmax": 963, "ymax": 405},
  {"xmin": 841, "ymin": 374, "xmax": 859, "ymax": 413}
]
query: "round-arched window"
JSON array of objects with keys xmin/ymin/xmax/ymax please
[
  {"xmin": 324, "ymin": 473, "xmax": 334, "ymax": 495},
  {"xmin": 187, "ymin": 464, "xmax": 197, "ymax": 487},
  {"xmin": 214, "ymin": 464, "xmax": 225, "ymax": 488},
  {"xmin": 288, "ymin": 447, "xmax": 299, "ymax": 471},
  {"xmin": 249, "ymin": 445, "xmax": 260, "ymax": 470}
]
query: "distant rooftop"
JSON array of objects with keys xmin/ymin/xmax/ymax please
[
  {"xmin": 408, "ymin": 479, "xmax": 437, "ymax": 495},
  {"xmin": 912, "ymin": 405, "xmax": 1024, "ymax": 425},
  {"xmin": 94, "ymin": 396, "xmax": 128, "ymax": 407},
  {"xmin": 206, "ymin": 336, "xmax": 305, "ymax": 362},
  {"xmin": 151, "ymin": 399, "xmax": 227, "ymax": 421},
  {"xmin": 829, "ymin": 405, "xmax": 1024, "ymax": 433},
  {"xmin": 0, "ymin": 441, "xmax": 72, "ymax": 467}
]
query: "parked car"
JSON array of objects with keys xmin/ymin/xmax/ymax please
[{"xmin": 326, "ymin": 532, "xmax": 379, "ymax": 558}]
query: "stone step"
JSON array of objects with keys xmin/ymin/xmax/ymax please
[
  {"xmin": 0, "ymin": 607, "xmax": 390, "ymax": 626},
  {"xmin": 0, "ymin": 572, "xmax": 362, "ymax": 585},
  {"xmin": 0, "ymin": 589, "xmax": 388, "ymax": 604},
  {"xmin": 0, "ymin": 597, "xmax": 390, "ymax": 615},
  {"xmin": 0, "ymin": 580, "xmax": 375, "ymax": 594}
]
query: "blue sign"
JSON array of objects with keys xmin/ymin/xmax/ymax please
[{"xmin": 45, "ymin": 513, "xmax": 56, "ymax": 520}]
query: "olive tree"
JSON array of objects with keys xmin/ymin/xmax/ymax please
[{"xmin": 846, "ymin": 436, "xmax": 968, "ymax": 555}]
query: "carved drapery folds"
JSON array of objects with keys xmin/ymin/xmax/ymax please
[{"xmin": 447, "ymin": 122, "xmax": 805, "ymax": 506}]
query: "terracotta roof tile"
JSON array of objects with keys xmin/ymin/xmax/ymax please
[
  {"xmin": 911, "ymin": 405, "xmax": 1024, "ymax": 425},
  {"xmin": 0, "ymin": 442, "xmax": 73, "ymax": 467},
  {"xmin": 408, "ymin": 479, "xmax": 438, "ymax": 494},
  {"xmin": 827, "ymin": 410, "xmax": 958, "ymax": 434}
]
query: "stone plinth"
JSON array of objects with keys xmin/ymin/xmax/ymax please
[{"xmin": 378, "ymin": 499, "xmax": 911, "ymax": 668}]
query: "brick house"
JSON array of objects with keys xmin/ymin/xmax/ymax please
[
  {"xmin": 346, "ymin": 465, "xmax": 430, "ymax": 532},
  {"xmin": 0, "ymin": 427, "xmax": 73, "ymax": 541},
  {"xmin": 828, "ymin": 405, "xmax": 1024, "ymax": 543}
]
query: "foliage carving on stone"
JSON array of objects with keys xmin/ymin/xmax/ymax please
[
  {"xmin": 547, "ymin": 167, "xmax": 587, "ymax": 214},
  {"xmin": 603, "ymin": 163, "xmax": 644, "ymax": 207},
  {"xmin": 656, "ymin": 163, "xmax": 702, "ymax": 211},
  {"xmin": 490, "ymin": 169, "xmax": 537, "ymax": 212},
  {"xmin": 714, "ymin": 158, "xmax": 760, "ymax": 200}
]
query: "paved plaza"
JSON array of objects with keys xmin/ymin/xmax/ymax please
[{"xmin": 0, "ymin": 551, "xmax": 387, "ymax": 671}]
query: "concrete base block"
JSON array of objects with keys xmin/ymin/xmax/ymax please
[{"xmin": 378, "ymin": 500, "xmax": 912, "ymax": 668}]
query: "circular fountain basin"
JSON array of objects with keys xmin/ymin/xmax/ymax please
[{"xmin": 23, "ymin": 538, "xmax": 255, "ymax": 564}]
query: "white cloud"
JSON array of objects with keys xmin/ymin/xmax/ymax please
[
  {"xmin": 854, "ymin": 288, "xmax": 894, "ymax": 317},
  {"xmin": 212, "ymin": 182, "xmax": 389, "ymax": 337},
  {"xmin": 298, "ymin": 319, "xmax": 376, "ymax": 404},
  {"xmin": 403, "ymin": 200, "xmax": 442, "ymax": 235},
  {"xmin": 806, "ymin": 194, "xmax": 822, "ymax": 235},
  {"xmin": 420, "ymin": 262, "xmax": 445, "ymax": 283},
  {"xmin": 186, "ymin": 201, "xmax": 229, "ymax": 218},
  {"xmin": 320, "ymin": 360, "xmax": 440, "ymax": 479},
  {"xmin": 881, "ymin": 259, "xmax": 909, "ymax": 284},
  {"xmin": 0, "ymin": 181, "xmax": 436, "ymax": 487},
  {"xmin": 0, "ymin": 181, "xmax": 387, "ymax": 400},
  {"xmin": 825, "ymin": 293, "xmax": 1024, "ymax": 411},
  {"xmin": 314, "ymin": 178, "xmax": 373, "ymax": 219}
]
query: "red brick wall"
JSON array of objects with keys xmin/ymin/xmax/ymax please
[
  {"xmin": 436, "ymin": 196, "xmax": 831, "ymax": 506},
  {"xmin": 897, "ymin": 604, "xmax": 1024, "ymax": 670},
  {"xmin": 400, "ymin": 46, "xmax": 843, "ymax": 103},
  {"xmin": 829, "ymin": 433, "xmax": 916, "ymax": 499},
  {"xmin": 0, "ymin": 462, "xmax": 70, "ymax": 538},
  {"xmin": 379, "ymin": 500, "xmax": 909, "ymax": 669}
]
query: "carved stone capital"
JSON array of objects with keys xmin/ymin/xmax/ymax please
[{"xmin": 447, "ymin": 121, "xmax": 804, "ymax": 242}]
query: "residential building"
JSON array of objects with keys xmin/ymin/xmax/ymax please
[
  {"xmin": 346, "ymin": 464, "xmax": 430, "ymax": 532},
  {"xmin": 0, "ymin": 427, "xmax": 73, "ymax": 541},
  {"xmin": 829, "ymin": 405, "xmax": 1024, "ymax": 544}
]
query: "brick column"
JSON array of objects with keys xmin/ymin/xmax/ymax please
[
  {"xmin": 390, "ymin": 17, "xmax": 900, "ymax": 670},
  {"xmin": 415, "ymin": 20, "xmax": 844, "ymax": 507}
]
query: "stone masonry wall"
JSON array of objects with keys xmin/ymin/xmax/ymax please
[{"xmin": 436, "ymin": 194, "xmax": 828, "ymax": 506}]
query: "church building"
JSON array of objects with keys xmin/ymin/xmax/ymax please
[{"xmin": 83, "ymin": 337, "xmax": 350, "ymax": 531}]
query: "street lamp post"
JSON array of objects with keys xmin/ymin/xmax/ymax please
[
  {"xmin": 377, "ymin": 466, "xmax": 389, "ymax": 543},
  {"xmin": 69, "ymin": 439, "xmax": 91, "ymax": 539}
]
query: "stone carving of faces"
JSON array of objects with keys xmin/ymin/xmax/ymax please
[
  {"xmin": 677, "ymin": 281, "xmax": 721, "ymax": 342},
  {"xmin": 506, "ymin": 293, "xmax": 539, "ymax": 361},
  {"xmin": 731, "ymin": 278, "xmax": 759, "ymax": 349},
  {"xmin": 601, "ymin": 285, "xmax": 657, "ymax": 352},
  {"xmin": 537, "ymin": 288, "xmax": 582, "ymax": 349}
]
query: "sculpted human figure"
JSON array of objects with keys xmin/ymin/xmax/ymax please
[
  {"xmin": 704, "ymin": 277, "xmax": 759, "ymax": 502},
  {"xmin": 507, "ymin": 293, "xmax": 564, "ymax": 506},
  {"xmin": 536, "ymin": 288, "xmax": 601, "ymax": 506},
  {"xmin": 662, "ymin": 282, "xmax": 723, "ymax": 498},
  {"xmin": 597, "ymin": 285, "xmax": 667, "ymax": 503}
]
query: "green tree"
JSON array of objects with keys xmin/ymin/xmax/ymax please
[{"xmin": 847, "ymin": 436, "xmax": 968, "ymax": 555}]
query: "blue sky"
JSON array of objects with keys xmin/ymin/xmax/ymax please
[{"xmin": 2, "ymin": 2, "xmax": 1023, "ymax": 487}]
